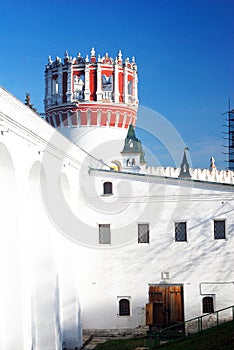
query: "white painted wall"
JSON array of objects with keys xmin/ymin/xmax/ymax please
[
  {"xmin": 0, "ymin": 86, "xmax": 233, "ymax": 349},
  {"xmin": 0, "ymin": 87, "xmax": 83, "ymax": 349},
  {"xmin": 78, "ymin": 170, "xmax": 234, "ymax": 329}
]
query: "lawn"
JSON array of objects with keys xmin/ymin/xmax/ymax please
[{"xmin": 95, "ymin": 321, "xmax": 234, "ymax": 350}]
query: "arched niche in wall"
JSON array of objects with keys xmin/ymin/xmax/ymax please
[
  {"xmin": 58, "ymin": 172, "xmax": 71, "ymax": 208},
  {"xmin": 87, "ymin": 109, "xmax": 91, "ymax": 127},
  {"xmin": 52, "ymin": 113, "xmax": 57, "ymax": 127},
  {"xmin": 59, "ymin": 112, "xmax": 63, "ymax": 127},
  {"xmin": 66, "ymin": 110, "xmax": 71, "ymax": 127},
  {"xmin": 29, "ymin": 160, "xmax": 47, "ymax": 204},
  {"xmin": 77, "ymin": 110, "xmax": 81, "ymax": 127},
  {"xmin": 28, "ymin": 160, "xmax": 59, "ymax": 348},
  {"xmin": 123, "ymin": 113, "xmax": 127, "ymax": 128},
  {"xmin": 97, "ymin": 110, "xmax": 102, "ymax": 127},
  {"xmin": 116, "ymin": 112, "xmax": 120, "ymax": 127},
  {"xmin": 0, "ymin": 143, "xmax": 24, "ymax": 349},
  {"xmin": 107, "ymin": 111, "xmax": 111, "ymax": 126},
  {"xmin": 0, "ymin": 142, "xmax": 18, "ymax": 224}
]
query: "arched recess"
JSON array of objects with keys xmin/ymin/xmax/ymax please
[
  {"xmin": 52, "ymin": 113, "xmax": 57, "ymax": 127},
  {"xmin": 59, "ymin": 112, "xmax": 63, "ymax": 127},
  {"xmin": 107, "ymin": 111, "xmax": 111, "ymax": 126},
  {"xmin": 116, "ymin": 112, "xmax": 120, "ymax": 127},
  {"xmin": 58, "ymin": 172, "xmax": 71, "ymax": 208},
  {"xmin": 29, "ymin": 161, "xmax": 59, "ymax": 349},
  {"xmin": 97, "ymin": 110, "xmax": 102, "ymax": 126},
  {"xmin": 0, "ymin": 143, "xmax": 24, "ymax": 349},
  {"xmin": 77, "ymin": 110, "xmax": 81, "ymax": 127},
  {"xmin": 87, "ymin": 109, "xmax": 91, "ymax": 127},
  {"xmin": 29, "ymin": 160, "xmax": 47, "ymax": 204}
]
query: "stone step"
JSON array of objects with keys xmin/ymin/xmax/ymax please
[{"xmin": 83, "ymin": 337, "xmax": 109, "ymax": 349}]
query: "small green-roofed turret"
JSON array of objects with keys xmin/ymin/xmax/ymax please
[
  {"xmin": 121, "ymin": 124, "xmax": 147, "ymax": 173},
  {"xmin": 121, "ymin": 124, "xmax": 146, "ymax": 159}
]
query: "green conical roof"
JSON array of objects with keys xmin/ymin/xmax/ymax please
[{"xmin": 127, "ymin": 124, "xmax": 138, "ymax": 140}]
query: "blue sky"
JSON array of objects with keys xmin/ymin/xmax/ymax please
[{"xmin": 0, "ymin": 0, "xmax": 233, "ymax": 169}]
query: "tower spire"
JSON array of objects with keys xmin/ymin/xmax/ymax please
[{"xmin": 178, "ymin": 147, "xmax": 191, "ymax": 178}]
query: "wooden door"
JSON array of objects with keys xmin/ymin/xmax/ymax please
[
  {"xmin": 146, "ymin": 303, "xmax": 153, "ymax": 325},
  {"xmin": 146, "ymin": 285, "xmax": 184, "ymax": 328}
]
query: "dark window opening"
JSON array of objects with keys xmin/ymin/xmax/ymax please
[
  {"xmin": 214, "ymin": 220, "xmax": 225, "ymax": 239},
  {"xmin": 138, "ymin": 223, "xmax": 149, "ymax": 243},
  {"xmin": 119, "ymin": 298, "xmax": 130, "ymax": 316},
  {"xmin": 175, "ymin": 222, "xmax": 187, "ymax": 242},
  {"xmin": 202, "ymin": 296, "xmax": 214, "ymax": 313},
  {"xmin": 99, "ymin": 224, "xmax": 110, "ymax": 244},
  {"xmin": 103, "ymin": 182, "xmax": 113, "ymax": 195}
]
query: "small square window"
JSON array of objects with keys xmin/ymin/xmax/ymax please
[
  {"xmin": 214, "ymin": 220, "xmax": 225, "ymax": 239},
  {"xmin": 138, "ymin": 223, "xmax": 149, "ymax": 243},
  {"xmin": 99, "ymin": 224, "xmax": 111, "ymax": 244},
  {"xmin": 175, "ymin": 222, "xmax": 187, "ymax": 242}
]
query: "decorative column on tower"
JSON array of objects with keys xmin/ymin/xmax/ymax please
[
  {"xmin": 45, "ymin": 57, "xmax": 52, "ymax": 108},
  {"xmin": 66, "ymin": 53, "xmax": 72, "ymax": 103},
  {"xmin": 84, "ymin": 56, "xmax": 90, "ymax": 101},
  {"xmin": 58, "ymin": 64, "xmax": 63, "ymax": 104},
  {"xmin": 114, "ymin": 57, "xmax": 120, "ymax": 103},
  {"xmin": 123, "ymin": 58, "xmax": 129, "ymax": 104},
  {"xmin": 96, "ymin": 56, "xmax": 102, "ymax": 102},
  {"xmin": 132, "ymin": 57, "xmax": 138, "ymax": 105}
]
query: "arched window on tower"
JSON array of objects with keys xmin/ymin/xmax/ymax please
[
  {"xmin": 202, "ymin": 296, "xmax": 214, "ymax": 313},
  {"xmin": 128, "ymin": 80, "xmax": 133, "ymax": 95},
  {"xmin": 103, "ymin": 182, "xmax": 112, "ymax": 195},
  {"xmin": 119, "ymin": 298, "xmax": 130, "ymax": 316}
]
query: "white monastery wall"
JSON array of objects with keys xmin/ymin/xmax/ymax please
[
  {"xmin": 0, "ymin": 86, "xmax": 234, "ymax": 347},
  {"xmin": 81, "ymin": 169, "xmax": 234, "ymax": 330},
  {"xmin": 0, "ymin": 87, "xmax": 84, "ymax": 350}
]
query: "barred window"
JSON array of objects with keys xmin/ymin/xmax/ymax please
[
  {"xmin": 103, "ymin": 182, "xmax": 112, "ymax": 195},
  {"xmin": 119, "ymin": 298, "xmax": 130, "ymax": 316},
  {"xmin": 175, "ymin": 222, "xmax": 187, "ymax": 242},
  {"xmin": 99, "ymin": 224, "xmax": 111, "ymax": 244},
  {"xmin": 214, "ymin": 220, "xmax": 225, "ymax": 239},
  {"xmin": 138, "ymin": 223, "xmax": 149, "ymax": 243},
  {"xmin": 202, "ymin": 296, "xmax": 214, "ymax": 313}
]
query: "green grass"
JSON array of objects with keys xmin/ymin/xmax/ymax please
[
  {"xmin": 95, "ymin": 321, "xmax": 234, "ymax": 350},
  {"xmin": 95, "ymin": 337, "xmax": 146, "ymax": 350}
]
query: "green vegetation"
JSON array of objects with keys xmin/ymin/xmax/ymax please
[
  {"xmin": 95, "ymin": 321, "xmax": 234, "ymax": 350},
  {"xmin": 95, "ymin": 337, "xmax": 145, "ymax": 350}
]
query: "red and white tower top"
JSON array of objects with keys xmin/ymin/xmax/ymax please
[{"xmin": 44, "ymin": 48, "xmax": 138, "ymax": 131}]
